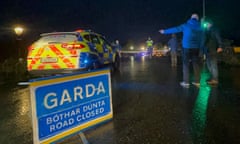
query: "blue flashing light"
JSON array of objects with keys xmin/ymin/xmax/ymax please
[{"xmin": 84, "ymin": 59, "xmax": 89, "ymax": 64}]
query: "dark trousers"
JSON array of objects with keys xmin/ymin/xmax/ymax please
[
  {"xmin": 206, "ymin": 53, "xmax": 218, "ymax": 81},
  {"xmin": 148, "ymin": 47, "xmax": 153, "ymax": 57},
  {"xmin": 171, "ymin": 51, "xmax": 177, "ymax": 66},
  {"xmin": 182, "ymin": 48, "xmax": 200, "ymax": 83}
]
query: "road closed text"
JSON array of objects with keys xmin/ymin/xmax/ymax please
[
  {"xmin": 38, "ymin": 98, "xmax": 110, "ymax": 137},
  {"xmin": 46, "ymin": 100, "xmax": 106, "ymax": 133}
]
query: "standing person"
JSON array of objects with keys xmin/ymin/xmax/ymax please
[
  {"xmin": 146, "ymin": 37, "xmax": 154, "ymax": 58},
  {"xmin": 159, "ymin": 13, "xmax": 203, "ymax": 88},
  {"xmin": 168, "ymin": 34, "xmax": 178, "ymax": 67},
  {"xmin": 115, "ymin": 40, "xmax": 122, "ymax": 50},
  {"xmin": 203, "ymin": 18, "xmax": 223, "ymax": 85},
  {"xmin": 114, "ymin": 39, "xmax": 122, "ymax": 57}
]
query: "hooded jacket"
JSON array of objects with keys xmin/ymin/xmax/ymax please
[
  {"xmin": 163, "ymin": 18, "xmax": 203, "ymax": 49},
  {"xmin": 204, "ymin": 26, "xmax": 223, "ymax": 55}
]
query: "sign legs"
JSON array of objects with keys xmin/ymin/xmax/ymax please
[{"xmin": 78, "ymin": 132, "xmax": 89, "ymax": 144}]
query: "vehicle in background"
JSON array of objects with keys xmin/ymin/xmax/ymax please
[
  {"xmin": 233, "ymin": 46, "xmax": 240, "ymax": 54},
  {"xmin": 152, "ymin": 47, "xmax": 170, "ymax": 57},
  {"xmin": 27, "ymin": 30, "xmax": 120, "ymax": 76}
]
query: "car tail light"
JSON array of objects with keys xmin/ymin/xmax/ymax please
[
  {"xmin": 62, "ymin": 43, "xmax": 85, "ymax": 49},
  {"xmin": 28, "ymin": 45, "xmax": 34, "ymax": 51}
]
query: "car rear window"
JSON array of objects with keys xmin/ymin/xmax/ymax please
[{"xmin": 37, "ymin": 34, "xmax": 78, "ymax": 43}]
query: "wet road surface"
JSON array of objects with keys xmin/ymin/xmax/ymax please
[
  {"xmin": 0, "ymin": 56, "xmax": 240, "ymax": 144},
  {"xmin": 0, "ymin": 84, "xmax": 32, "ymax": 144}
]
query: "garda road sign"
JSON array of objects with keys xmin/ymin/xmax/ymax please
[{"xmin": 29, "ymin": 69, "xmax": 113, "ymax": 144}]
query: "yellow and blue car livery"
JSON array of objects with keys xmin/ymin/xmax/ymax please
[{"xmin": 27, "ymin": 30, "xmax": 120, "ymax": 76}]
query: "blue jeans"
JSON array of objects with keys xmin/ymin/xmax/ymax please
[
  {"xmin": 182, "ymin": 48, "xmax": 200, "ymax": 83},
  {"xmin": 206, "ymin": 53, "xmax": 218, "ymax": 81}
]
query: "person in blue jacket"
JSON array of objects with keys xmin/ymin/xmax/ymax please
[{"xmin": 159, "ymin": 13, "xmax": 203, "ymax": 88}]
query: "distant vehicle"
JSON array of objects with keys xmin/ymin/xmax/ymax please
[
  {"xmin": 233, "ymin": 46, "xmax": 240, "ymax": 54},
  {"xmin": 152, "ymin": 48, "xmax": 170, "ymax": 57},
  {"xmin": 27, "ymin": 30, "xmax": 120, "ymax": 76},
  {"xmin": 121, "ymin": 50, "xmax": 148, "ymax": 58}
]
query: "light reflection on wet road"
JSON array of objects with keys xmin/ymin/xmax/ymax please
[
  {"xmin": 0, "ymin": 56, "xmax": 240, "ymax": 144},
  {"xmin": 0, "ymin": 85, "xmax": 32, "ymax": 144}
]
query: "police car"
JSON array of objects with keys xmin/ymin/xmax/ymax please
[{"xmin": 27, "ymin": 30, "xmax": 120, "ymax": 76}]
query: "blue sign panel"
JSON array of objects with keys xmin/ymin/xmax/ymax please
[{"xmin": 30, "ymin": 69, "xmax": 113, "ymax": 144}]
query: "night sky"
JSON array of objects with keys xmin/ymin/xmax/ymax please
[{"xmin": 0, "ymin": 0, "xmax": 240, "ymax": 50}]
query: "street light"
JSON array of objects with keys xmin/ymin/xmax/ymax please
[
  {"xmin": 202, "ymin": 0, "xmax": 206, "ymax": 60},
  {"xmin": 14, "ymin": 26, "xmax": 24, "ymax": 40},
  {"xmin": 130, "ymin": 46, "xmax": 134, "ymax": 50},
  {"xmin": 202, "ymin": 0, "xmax": 205, "ymax": 18},
  {"xmin": 14, "ymin": 26, "xmax": 24, "ymax": 58}
]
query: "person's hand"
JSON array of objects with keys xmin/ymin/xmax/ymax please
[
  {"xmin": 159, "ymin": 29, "xmax": 164, "ymax": 34},
  {"xmin": 217, "ymin": 48, "xmax": 223, "ymax": 53}
]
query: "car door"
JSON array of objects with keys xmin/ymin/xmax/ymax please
[
  {"xmin": 98, "ymin": 36, "xmax": 113, "ymax": 64},
  {"xmin": 90, "ymin": 34, "xmax": 106, "ymax": 63}
]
